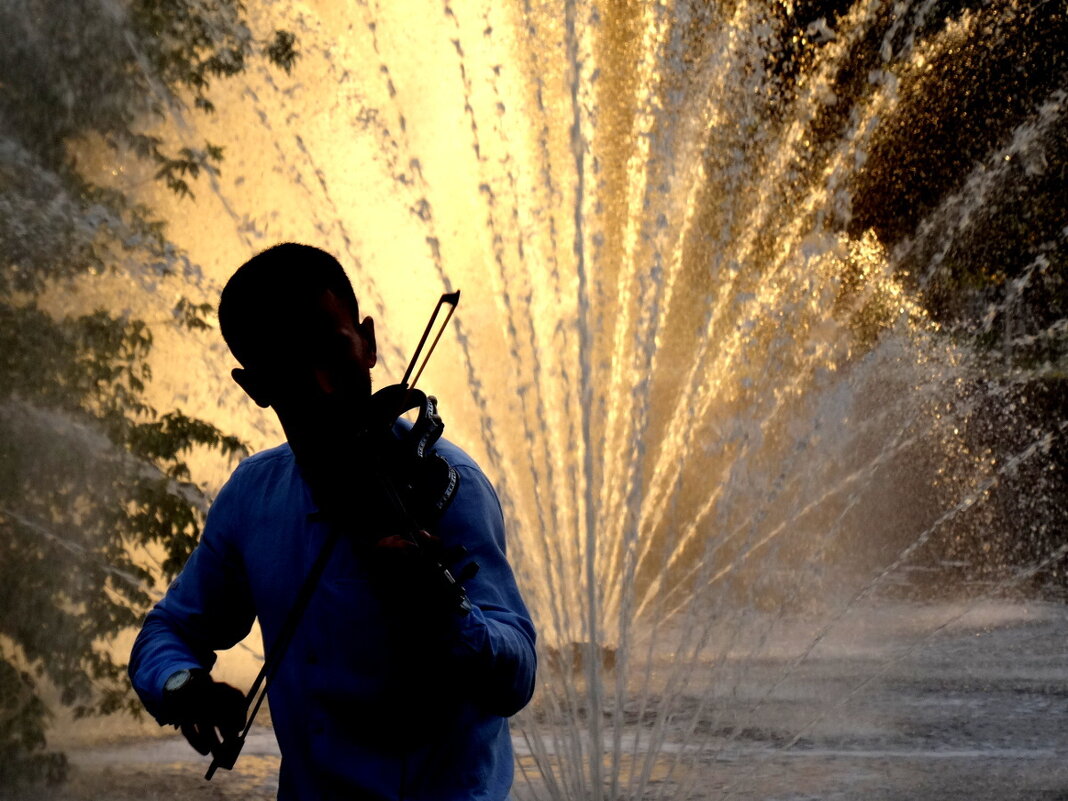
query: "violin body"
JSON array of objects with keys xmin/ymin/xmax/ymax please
[
  {"xmin": 363, "ymin": 383, "xmax": 460, "ymax": 530},
  {"xmin": 357, "ymin": 383, "xmax": 476, "ymax": 617}
]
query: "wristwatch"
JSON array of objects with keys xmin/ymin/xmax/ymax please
[
  {"xmin": 164, "ymin": 669, "xmax": 196, "ymax": 693},
  {"xmin": 162, "ymin": 668, "xmax": 207, "ymax": 718}
]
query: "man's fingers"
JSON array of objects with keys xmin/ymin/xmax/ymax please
[
  {"xmin": 199, "ymin": 722, "xmax": 222, "ymax": 755},
  {"xmin": 213, "ymin": 683, "xmax": 248, "ymax": 735},
  {"xmin": 219, "ymin": 710, "xmax": 245, "ymax": 741},
  {"xmin": 179, "ymin": 722, "xmax": 207, "ymax": 754},
  {"xmin": 376, "ymin": 531, "xmax": 441, "ymax": 552},
  {"xmin": 376, "ymin": 534, "xmax": 416, "ymax": 550},
  {"xmin": 181, "ymin": 721, "xmax": 218, "ymax": 756},
  {"xmin": 415, "ymin": 530, "xmax": 440, "ymax": 548}
]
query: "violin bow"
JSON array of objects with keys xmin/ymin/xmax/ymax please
[{"xmin": 401, "ymin": 290, "xmax": 460, "ymax": 392}]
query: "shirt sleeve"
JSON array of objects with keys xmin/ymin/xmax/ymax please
[
  {"xmin": 441, "ymin": 464, "xmax": 537, "ymax": 718},
  {"xmin": 128, "ymin": 475, "xmax": 256, "ymax": 724}
]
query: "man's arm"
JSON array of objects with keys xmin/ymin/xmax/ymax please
[
  {"xmin": 440, "ymin": 464, "xmax": 537, "ymax": 718},
  {"xmin": 128, "ymin": 481, "xmax": 256, "ymax": 724}
]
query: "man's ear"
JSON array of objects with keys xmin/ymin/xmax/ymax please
[
  {"xmin": 231, "ymin": 367, "xmax": 273, "ymax": 408},
  {"xmin": 359, "ymin": 316, "xmax": 377, "ymax": 369}
]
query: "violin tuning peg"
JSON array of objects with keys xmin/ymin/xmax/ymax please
[
  {"xmin": 456, "ymin": 562, "xmax": 479, "ymax": 583},
  {"xmin": 443, "ymin": 545, "xmax": 468, "ymax": 564}
]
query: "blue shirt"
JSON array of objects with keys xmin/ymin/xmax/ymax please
[{"xmin": 129, "ymin": 431, "xmax": 537, "ymax": 800}]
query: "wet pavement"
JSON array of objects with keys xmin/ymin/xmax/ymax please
[{"xmin": 27, "ymin": 601, "xmax": 1068, "ymax": 800}]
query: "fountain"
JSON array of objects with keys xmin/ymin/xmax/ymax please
[{"xmin": 1, "ymin": 0, "xmax": 1066, "ymax": 798}]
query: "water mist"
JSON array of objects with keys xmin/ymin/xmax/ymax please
[{"xmin": 2, "ymin": 0, "xmax": 1066, "ymax": 799}]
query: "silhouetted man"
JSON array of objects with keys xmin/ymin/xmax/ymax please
[{"xmin": 129, "ymin": 243, "xmax": 536, "ymax": 800}]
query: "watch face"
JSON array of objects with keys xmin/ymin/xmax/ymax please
[{"xmin": 164, "ymin": 669, "xmax": 192, "ymax": 693}]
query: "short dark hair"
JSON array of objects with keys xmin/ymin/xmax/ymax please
[{"xmin": 219, "ymin": 243, "xmax": 359, "ymax": 367}]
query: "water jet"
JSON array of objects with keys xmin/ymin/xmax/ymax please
[{"xmin": 2, "ymin": 0, "xmax": 1066, "ymax": 798}]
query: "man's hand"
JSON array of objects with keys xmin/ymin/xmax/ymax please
[
  {"xmin": 162, "ymin": 669, "xmax": 247, "ymax": 756},
  {"xmin": 371, "ymin": 530, "xmax": 478, "ymax": 618}
]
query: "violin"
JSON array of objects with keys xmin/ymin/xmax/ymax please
[{"xmin": 206, "ymin": 290, "xmax": 477, "ymax": 779}]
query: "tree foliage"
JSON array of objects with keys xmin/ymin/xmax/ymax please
[{"xmin": 0, "ymin": 0, "xmax": 295, "ymax": 787}]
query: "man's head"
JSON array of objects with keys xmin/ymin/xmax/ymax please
[{"xmin": 219, "ymin": 243, "xmax": 376, "ymax": 435}]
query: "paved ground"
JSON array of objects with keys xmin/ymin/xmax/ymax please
[{"xmin": 14, "ymin": 600, "xmax": 1068, "ymax": 800}]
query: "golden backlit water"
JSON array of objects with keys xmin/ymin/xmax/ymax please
[
  {"xmin": 106, "ymin": 0, "xmax": 953, "ymax": 630},
  {"xmin": 44, "ymin": 0, "xmax": 1068, "ymax": 798}
]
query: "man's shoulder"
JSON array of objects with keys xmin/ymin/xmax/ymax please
[
  {"xmin": 223, "ymin": 442, "xmax": 296, "ymax": 491},
  {"xmin": 432, "ymin": 436, "xmax": 483, "ymax": 475},
  {"xmin": 211, "ymin": 443, "xmax": 305, "ymax": 531},
  {"xmin": 239, "ymin": 442, "xmax": 294, "ymax": 467},
  {"xmin": 429, "ymin": 436, "xmax": 504, "ymax": 522}
]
